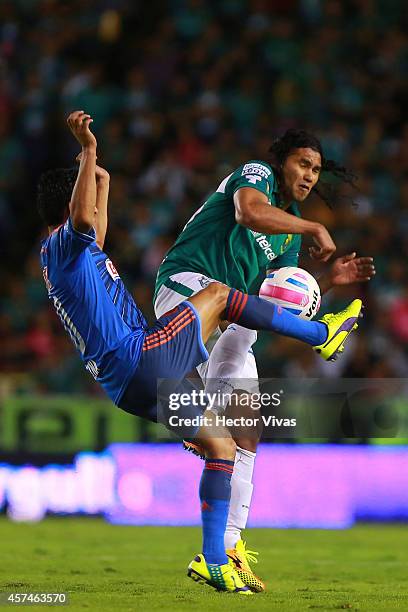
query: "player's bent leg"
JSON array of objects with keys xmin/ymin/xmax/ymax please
[
  {"xmin": 188, "ymin": 282, "xmax": 230, "ymax": 343},
  {"xmin": 191, "ymin": 285, "xmax": 360, "ymax": 357},
  {"xmin": 157, "ymin": 280, "xmax": 362, "ymax": 363},
  {"xmin": 204, "ymin": 324, "xmax": 258, "ymax": 397},
  {"xmin": 223, "ymin": 289, "xmax": 363, "ymax": 356},
  {"xmin": 224, "ymin": 390, "xmax": 263, "ymax": 451},
  {"xmin": 194, "ymin": 425, "xmax": 236, "ymax": 461},
  {"xmin": 117, "ymin": 302, "xmax": 209, "ymax": 428}
]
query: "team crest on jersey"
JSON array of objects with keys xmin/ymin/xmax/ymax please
[
  {"xmin": 281, "ymin": 234, "xmax": 293, "ymax": 253},
  {"xmin": 106, "ymin": 259, "xmax": 120, "ymax": 281}
]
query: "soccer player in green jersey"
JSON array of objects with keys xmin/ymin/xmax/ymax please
[{"xmin": 154, "ymin": 129, "xmax": 375, "ymax": 591}]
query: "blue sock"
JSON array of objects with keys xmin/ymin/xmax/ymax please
[
  {"xmin": 225, "ymin": 289, "xmax": 327, "ymax": 346},
  {"xmin": 199, "ymin": 458, "xmax": 234, "ymax": 565}
]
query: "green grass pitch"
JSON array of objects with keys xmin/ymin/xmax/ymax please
[{"xmin": 0, "ymin": 518, "xmax": 407, "ymax": 611}]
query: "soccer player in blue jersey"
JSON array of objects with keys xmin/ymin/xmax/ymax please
[{"xmin": 38, "ymin": 111, "xmax": 363, "ymax": 595}]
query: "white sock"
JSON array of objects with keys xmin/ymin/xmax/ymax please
[
  {"xmin": 224, "ymin": 446, "xmax": 256, "ymax": 550},
  {"xmin": 204, "ymin": 324, "xmax": 258, "ymax": 407}
]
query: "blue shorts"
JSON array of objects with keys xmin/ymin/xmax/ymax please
[{"xmin": 118, "ymin": 301, "xmax": 208, "ymax": 434}]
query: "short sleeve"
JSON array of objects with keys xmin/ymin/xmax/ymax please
[
  {"xmin": 48, "ymin": 217, "xmax": 96, "ymax": 268},
  {"xmin": 228, "ymin": 161, "xmax": 274, "ymax": 199}
]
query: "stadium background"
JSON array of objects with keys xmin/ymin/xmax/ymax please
[{"xmin": 0, "ymin": 0, "xmax": 408, "ymax": 529}]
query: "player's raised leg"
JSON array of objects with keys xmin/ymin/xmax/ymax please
[{"xmin": 188, "ymin": 282, "xmax": 362, "ymax": 360}]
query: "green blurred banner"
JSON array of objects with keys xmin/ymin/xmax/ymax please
[
  {"xmin": 0, "ymin": 395, "xmax": 173, "ymax": 454},
  {"xmin": 1, "ymin": 383, "xmax": 407, "ymax": 455}
]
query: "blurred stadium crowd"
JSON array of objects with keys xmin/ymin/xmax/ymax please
[{"xmin": 1, "ymin": 0, "xmax": 408, "ymax": 397}]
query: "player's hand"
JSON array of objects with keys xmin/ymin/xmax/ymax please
[
  {"xmin": 67, "ymin": 110, "xmax": 96, "ymax": 149},
  {"xmin": 76, "ymin": 152, "xmax": 109, "ymax": 181},
  {"xmin": 309, "ymin": 224, "xmax": 336, "ymax": 262},
  {"xmin": 329, "ymin": 253, "xmax": 376, "ymax": 286}
]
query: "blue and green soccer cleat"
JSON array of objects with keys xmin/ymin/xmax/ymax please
[{"xmin": 187, "ymin": 553, "xmax": 253, "ymax": 594}]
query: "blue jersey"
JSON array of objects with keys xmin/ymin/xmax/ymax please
[{"xmin": 40, "ymin": 217, "xmax": 147, "ymax": 404}]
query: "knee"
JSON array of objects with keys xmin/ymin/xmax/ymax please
[
  {"xmin": 233, "ymin": 438, "xmax": 259, "ymax": 453},
  {"xmin": 226, "ymin": 324, "xmax": 257, "ymax": 346},
  {"xmin": 200, "ymin": 435, "xmax": 236, "ymax": 461},
  {"xmin": 204, "ymin": 282, "xmax": 229, "ymax": 309}
]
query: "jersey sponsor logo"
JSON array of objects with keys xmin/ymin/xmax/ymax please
[
  {"xmin": 52, "ymin": 296, "xmax": 86, "ymax": 354},
  {"xmin": 242, "ymin": 163, "xmax": 271, "ymax": 179},
  {"xmin": 254, "ymin": 234, "xmax": 277, "ymax": 261},
  {"xmin": 106, "ymin": 259, "xmax": 120, "ymax": 281}
]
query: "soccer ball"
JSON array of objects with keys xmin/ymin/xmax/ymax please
[{"xmin": 259, "ymin": 266, "xmax": 321, "ymax": 320}]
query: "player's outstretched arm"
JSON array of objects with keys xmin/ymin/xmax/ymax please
[
  {"xmin": 234, "ymin": 186, "xmax": 336, "ymax": 262},
  {"xmin": 94, "ymin": 164, "xmax": 110, "ymax": 249},
  {"xmin": 67, "ymin": 110, "xmax": 97, "ymax": 233},
  {"xmin": 75, "ymin": 150, "xmax": 110, "ymax": 249}
]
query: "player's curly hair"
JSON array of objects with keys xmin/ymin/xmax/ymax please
[
  {"xmin": 37, "ymin": 167, "xmax": 78, "ymax": 226},
  {"xmin": 269, "ymin": 129, "xmax": 357, "ymax": 208}
]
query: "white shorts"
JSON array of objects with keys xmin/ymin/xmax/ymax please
[{"xmin": 154, "ymin": 271, "xmax": 259, "ymax": 392}]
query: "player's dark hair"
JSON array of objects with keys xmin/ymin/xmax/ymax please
[
  {"xmin": 269, "ymin": 129, "xmax": 357, "ymax": 208},
  {"xmin": 37, "ymin": 167, "xmax": 78, "ymax": 226}
]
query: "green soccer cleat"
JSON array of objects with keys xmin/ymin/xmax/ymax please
[
  {"xmin": 313, "ymin": 298, "xmax": 363, "ymax": 361},
  {"xmin": 187, "ymin": 554, "xmax": 253, "ymax": 594}
]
